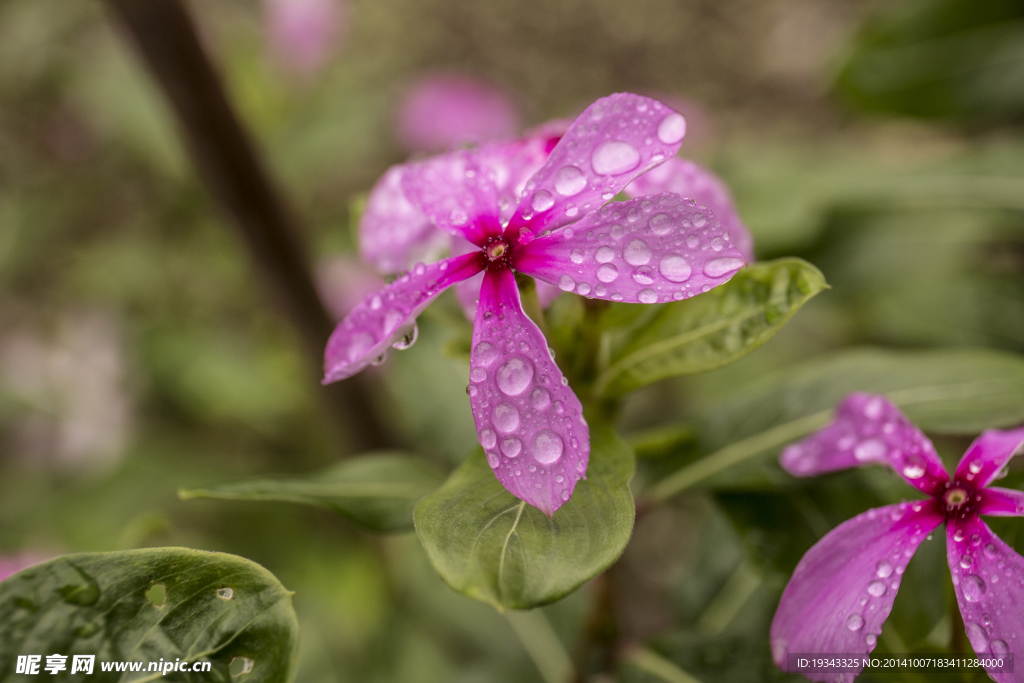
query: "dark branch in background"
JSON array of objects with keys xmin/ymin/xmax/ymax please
[{"xmin": 102, "ymin": 0, "xmax": 388, "ymax": 450}]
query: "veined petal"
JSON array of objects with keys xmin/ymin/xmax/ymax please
[
  {"xmin": 359, "ymin": 165, "xmax": 448, "ymax": 274},
  {"xmin": 979, "ymin": 487, "xmax": 1024, "ymax": 517},
  {"xmin": 947, "ymin": 515, "xmax": 1024, "ymax": 679},
  {"xmin": 625, "ymin": 157, "xmax": 754, "ymax": 261},
  {"xmin": 323, "ymin": 253, "xmax": 484, "ymax": 383},
  {"xmin": 771, "ymin": 501, "xmax": 944, "ymax": 681},
  {"xmin": 780, "ymin": 393, "xmax": 949, "ymax": 496},
  {"xmin": 955, "ymin": 426, "xmax": 1024, "ymax": 489},
  {"xmin": 469, "ymin": 267, "xmax": 589, "ymax": 516},
  {"xmin": 513, "ymin": 193, "xmax": 745, "ymax": 304},
  {"xmin": 507, "ymin": 93, "xmax": 686, "ymax": 236},
  {"xmin": 401, "ymin": 149, "xmax": 502, "ymax": 246}
]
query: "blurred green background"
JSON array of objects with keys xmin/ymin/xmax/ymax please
[{"xmin": 2, "ymin": 0, "xmax": 1024, "ymax": 680}]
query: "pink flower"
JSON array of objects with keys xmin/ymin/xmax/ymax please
[
  {"xmin": 396, "ymin": 74, "xmax": 521, "ymax": 154},
  {"xmin": 326, "ymin": 93, "xmax": 747, "ymax": 515},
  {"xmin": 773, "ymin": 392, "xmax": 1024, "ymax": 683},
  {"xmin": 265, "ymin": 0, "xmax": 345, "ymax": 75}
]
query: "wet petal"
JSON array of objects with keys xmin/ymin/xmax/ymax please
[
  {"xmin": 779, "ymin": 393, "xmax": 949, "ymax": 496},
  {"xmin": 508, "ymin": 93, "xmax": 686, "ymax": 236},
  {"xmin": 401, "ymin": 149, "xmax": 503, "ymax": 246},
  {"xmin": 359, "ymin": 165, "xmax": 448, "ymax": 274},
  {"xmin": 513, "ymin": 193, "xmax": 745, "ymax": 304},
  {"xmin": 771, "ymin": 501, "xmax": 944, "ymax": 678},
  {"xmin": 980, "ymin": 487, "xmax": 1024, "ymax": 517},
  {"xmin": 469, "ymin": 267, "xmax": 589, "ymax": 516},
  {"xmin": 955, "ymin": 426, "xmax": 1024, "ymax": 489},
  {"xmin": 625, "ymin": 157, "xmax": 754, "ymax": 261},
  {"xmin": 323, "ymin": 253, "xmax": 483, "ymax": 382},
  {"xmin": 478, "ymin": 135, "xmax": 555, "ymax": 224},
  {"xmin": 947, "ymin": 515, "xmax": 1024, "ymax": 678}
]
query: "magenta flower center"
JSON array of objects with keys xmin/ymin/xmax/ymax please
[
  {"xmin": 941, "ymin": 481, "xmax": 979, "ymax": 518},
  {"xmin": 484, "ymin": 237, "xmax": 512, "ymax": 266}
]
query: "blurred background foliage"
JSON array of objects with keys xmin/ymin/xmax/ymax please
[{"xmin": 1, "ymin": 0, "xmax": 1023, "ymax": 680}]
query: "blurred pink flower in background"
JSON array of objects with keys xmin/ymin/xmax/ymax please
[
  {"xmin": 396, "ymin": 74, "xmax": 521, "ymax": 153},
  {"xmin": 0, "ymin": 553, "xmax": 47, "ymax": 583},
  {"xmin": 265, "ymin": 0, "xmax": 346, "ymax": 75}
]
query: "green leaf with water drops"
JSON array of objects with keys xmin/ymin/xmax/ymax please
[
  {"xmin": 594, "ymin": 258, "xmax": 827, "ymax": 397},
  {"xmin": 180, "ymin": 452, "xmax": 445, "ymax": 533},
  {"xmin": 414, "ymin": 419, "xmax": 635, "ymax": 610},
  {"xmin": 0, "ymin": 548, "xmax": 298, "ymax": 683}
]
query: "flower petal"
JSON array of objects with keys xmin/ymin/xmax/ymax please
[
  {"xmin": 513, "ymin": 193, "xmax": 746, "ymax": 304},
  {"xmin": 323, "ymin": 253, "xmax": 483, "ymax": 382},
  {"xmin": 359, "ymin": 165, "xmax": 448, "ymax": 274},
  {"xmin": 955, "ymin": 426, "xmax": 1024, "ymax": 489},
  {"xmin": 779, "ymin": 393, "xmax": 949, "ymax": 496},
  {"xmin": 625, "ymin": 157, "xmax": 754, "ymax": 261},
  {"xmin": 771, "ymin": 501, "xmax": 945, "ymax": 679},
  {"xmin": 980, "ymin": 487, "xmax": 1024, "ymax": 517},
  {"xmin": 947, "ymin": 514, "xmax": 1024, "ymax": 678},
  {"xmin": 469, "ymin": 267, "xmax": 589, "ymax": 516},
  {"xmin": 478, "ymin": 135, "xmax": 554, "ymax": 224},
  {"xmin": 401, "ymin": 149, "xmax": 503, "ymax": 246},
  {"xmin": 508, "ymin": 93, "xmax": 686, "ymax": 236}
]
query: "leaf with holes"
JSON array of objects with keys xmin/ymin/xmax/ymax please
[
  {"xmin": 414, "ymin": 418, "xmax": 634, "ymax": 610},
  {"xmin": 595, "ymin": 258, "xmax": 827, "ymax": 397},
  {"xmin": 179, "ymin": 452, "xmax": 445, "ymax": 533},
  {"xmin": 0, "ymin": 548, "xmax": 298, "ymax": 683}
]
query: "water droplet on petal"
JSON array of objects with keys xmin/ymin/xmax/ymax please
[
  {"xmin": 492, "ymin": 403, "xmax": 521, "ymax": 433},
  {"xmin": 570, "ymin": 248, "xmax": 585, "ymax": 264},
  {"xmin": 876, "ymin": 560, "xmax": 893, "ymax": 578},
  {"xmin": 392, "ymin": 323, "xmax": 419, "ymax": 350},
  {"xmin": 554, "ymin": 166, "xmax": 587, "ymax": 196},
  {"xmin": 703, "ymin": 257, "xmax": 745, "ymax": 278},
  {"xmin": 470, "ymin": 367, "xmax": 487, "ymax": 383},
  {"xmin": 597, "ymin": 263, "xmax": 619, "ymax": 283},
  {"xmin": 961, "ymin": 554, "xmax": 974, "ymax": 569},
  {"xmin": 846, "ymin": 614, "xmax": 864, "ymax": 631},
  {"xmin": 496, "ymin": 357, "xmax": 534, "ymax": 396},
  {"xmin": 577, "ymin": 282, "xmax": 591, "ymax": 296},
  {"xmin": 501, "ymin": 436, "xmax": 522, "ymax": 457},
  {"xmin": 595, "ymin": 246, "xmax": 615, "ymax": 263},
  {"xmin": 659, "ymin": 254, "xmax": 692, "ymax": 282},
  {"xmin": 624, "ymin": 239, "xmax": 652, "ymax": 266},
  {"xmin": 963, "ymin": 574, "xmax": 986, "ymax": 602},
  {"xmin": 486, "ymin": 451, "xmax": 500, "ymax": 468},
  {"xmin": 984, "ymin": 544, "xmax": 999, "ymax": 559},
  {"xmin": 591, "ymin": 140, "xmax": 641, "ymax": 176},
  {"xmin": 965, "ymin": 621, "xmax": 989, "ymax": 650},
  {"xmin": 867, "ymin": 580, "xmax": 886, "ymax": 597},
  {"xmin": 481, "ymin": 429, "xmax": 497, "ymax": 449},
  {"xmin": 531, "ymin": 387, "xmax": 551, "ymax": 410},
  {"xmin": 863, "ymin": 398, "xmax": 884, "ymax": 419},
  {"xmin": 866, "ymin": 634, "xmax": 877, "ymax": 647},
  {"xmin": 992, "ymin": 639, "xmax": 1010, "ymax": 654},
  {"xmin": 558, "ymin": 275, "xmax": 575, "ymax": 292},
  {"xmin": 657, "ymin": 113, "xmax": 686, "ymax": 144},
  {"xmin": 954, "ymin": 529, "xmax": 967, "ymax": 542},
  {"xmin": 902, "ymin": 462, "xmax": 925, "ymax": 479},
  {"xmin": 531, "ymin": 430, "xmax": 564, "ymax": 465},
  {"xmin": 969, "ymin": 460, "xmax": 983, "ymax": 474},
  {"xmin": 854, "ymin": 439, "xmax": 886, "ymax": 462},
  {"xmin": 531, "ymin": 190, "xmax": 554, "ymax": 212},
  {"xmin": 638, "ymin": 289, "xmax": 658, "ymax": 304},
  {"xmin": 649, "ymin": 213, "xmax": 672, "ymax": 236}
]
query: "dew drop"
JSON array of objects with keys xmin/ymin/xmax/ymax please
[
  {"xmin": 558, "ymin": 274, "xmax": 575, "ymax": 292},
  {"xmin": 638, "ymin": 289, "xmax": 658, "ymax": 304},
  {"xmin": 865, "ymin": 634, "xmax": 877, "ymax": 647},
  {"xmin": 876, "ymin": 559, "xmax": 893, "ymax": 578},
  {"xmin": 963, "ymin": 574, "xmax": 986, "ymax": 602},
  {"xmin": 649, "ymin": 213, "xmax": 672, "ymax": 236},
  {"xmin": 577, "ymin": 282, "xmax": 592, "ymax": 296},
  {"xmin": 863, "ymin": 398, "xmax": 884, "ymax": 420},
  {"xmin": 961, "ymin": 554, "xmax": 974, "ymax": 569},
  {"xmin": 597, "ymin": 263, "xmax": 619, "ymax": 283},
  {"xmin": 992, "ymin": 639, "xmax": 1010, "ymax": 654},
  {"xmin": 624, "ymin": 239, "xmax": 652, "ymax": 266},
  {"xmin": 531, "ymin": 387, "xmax": 551, "ymax": 410},
  {"xmin": 969, "ymin": 460, "xmax": 983, "ymax": 474},
  {"xmin": 867, "ymin": 580, "xmax": 886, "ymax": 597},
  {"xmin": 984, "ymin": 544, "xmax": 999, "ymax": 559},
  {"xmin": 954, "ymin": 529, "xmax": 967, "ymax": 542},
  {"xmin": 902, "ymin": 462, "xmax": 925, "ymax": 479},
  {"xmin": 501, "ymin": 436, "xmax": 522, "ymax": 457},
  {"xmin": 570, "ymin": 248, "xmax": 585, "ymax": 264},
  {"xmin": 846, "ymin": 614, "xmax": 864, "ymax": 631},
  {"xmin": 492, "ymin": 403, "xmax": 521, "ymax": 433},
  {"xmin": 554, "ymin": 166, "xmax": 587, "ymax": 196},
  {"xmin": 703, "ymin": 257, "xmax": 745, "ymax": 278},
  {"xmin": 686, "ymin": 234, "xmax": 699, "ymax": 249},
  {"xmin": 632, "ymin": 266, "xmax": 655, "ymax": 285},
  {"xmin": 595, "ymin": 246, "xmax": 615, "ymax": 263},
  {"xmin": 591, "ymin": 140, "xmax": 641, "ymax": 176},
  {"xmin": 481, "ymin": 429, "xmax": 497, "ymax": 449},
  {"xmin": 392, "ymin": 323, "xmax": 419, "ymax": 350},
  {"xmin": 854, "ymin": 439, "xmax": 886, "ymax": 462},
  {"xmin": 496, "ymin": 357, "xmax": 534, "ymax": 396},
  {"xmin": 470, "ymin": 367, "xmax": 487, "ymax": 383},
  {"xmin": 532, "ymin": 430, "xmax": 564, "ymax": 464},
  {"xmin": 965, "ymin": 621, "xmax": 989, "ymax": 649},
  {"xmin": 486, "ymin": 451, "xmax": 500, "ymax": 468},
  {"xmin": 657, "ymin": 113, "xmax": 686, "ymax": 144},
  {"xmin": 659, "ymin": 254, "xmax": 692, "ymax": 282}
]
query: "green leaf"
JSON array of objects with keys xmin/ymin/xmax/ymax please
[
  {"xmin": 414, "ymin": 420, "xmax": 635, "ymax": 610},
  {"xmin": 595, "ymin": 259, "xmax": 827, "ymax": 397},
  {"xmin": 180, "ymin": 452, "xmax": 445, "ymax": 533},
  {"xmin": 648, "ymin": 347, "xmax": 1024, "ymax": 499},
  {"xmin": 0, "ymin": 548, "xmax": 298, "ymax": 683}
]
